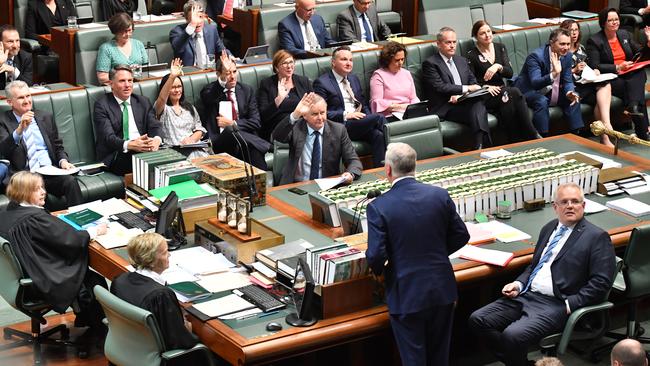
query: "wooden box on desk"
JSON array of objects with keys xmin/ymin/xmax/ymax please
[
  {"xmin": 193, "ymin": 219, "xmax": 284, "ymax": 264},
  {"xmin": 191, "ymin": 153, "xmax": 266, "ymax": 206},
  {"xmin": 181, "ymin": 204, "xmax": 217, "ymax": 234},
  {"xmin": 313, "ymin": 276, "xmax": 374, "ymax": 319}
]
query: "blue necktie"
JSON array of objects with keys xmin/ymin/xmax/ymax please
[
  {"xmin": 309, "ymin": 131, "xmax": 321, "ymax": 180},
  {"xmin": 6, "ymin": 58, "xmax": 13, "ymax": 82},
  {"xmin": 521, "ymin": 225, "xmax": 568, "ymax": 293},
  {"xmin": 361, "ymin": 14, "xmax": 372, "ymax": 42}
]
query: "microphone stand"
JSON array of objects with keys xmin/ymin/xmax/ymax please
[
  {"xmin": 501, "ymin": 0, "xmax": 505, "ymax": 29},
  {"xmin": 231, "ymin": 125, "xmax": 257, "ymax": 211},
  {"xmin": 352, "ymin": 189, "xmax": 381, "ymax": 234}
]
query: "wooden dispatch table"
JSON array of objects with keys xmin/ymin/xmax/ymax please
[{"xmin": 88, "ymin": 134, "xmax": 650, "ymax": 365}]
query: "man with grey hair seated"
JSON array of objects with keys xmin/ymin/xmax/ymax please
[
  {"xmin": 470, "ymin": 182, "xmax": 616, "ymax": 366},
  {"xmin": 611, "ymin": 339, "xmax": 648, "ymax": 366},
  {"xmin": 365, "ymin": 142, "xmax": 469, "ymax": 366},
  {"xmin": 0, "ymin": 80, "xmax": 82, "ymax": 207}
]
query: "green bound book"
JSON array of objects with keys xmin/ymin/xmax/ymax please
[
  {"xmin": 62, "ymin": 208, "xmax": 102, "ymax": 227},
  {"xmin": 167, "ymin": 281, "xmax": 210, "ymax": 302},
  {"xmin": 148, "ymin": 180, "xmax": 211, "ymax": 201}
]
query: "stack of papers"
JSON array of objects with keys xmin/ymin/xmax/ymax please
[
  {"xmin": 95, "ymin": 221, "xmax": 144, "ymax": 249},
  {"xmin": 606, "ymin": 197, "xmax": 650, "ymax": 217},
  {"xmin": 169, "ymin": 246, "xmax": 235, "ymax": 276},
  {"xmin": 451, "ymin": 245, "xmax": 514, "ymax": 267},
  {"xmin": 475, "ymin": 221, "xmax": 531, "ymax": 243},
  {"xmin": 192, "ymin": 294, "xmax": 256, "ymax": 318}
]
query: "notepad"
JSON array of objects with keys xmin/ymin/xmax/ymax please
[
  {"xmin": 606, "ymin": 197, "xmax": 650, "ymax": 217},
  {"xmin": 456, "ymin": 245, "xmax": 514, "ymax": 267},
  {"xmin": 192, "ymin": 294, "xmax": 256, "ymax": 318}
]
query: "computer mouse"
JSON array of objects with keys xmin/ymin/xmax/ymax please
[{"xmin": 265, "ymin": 322, "xmax": 283, "ymax": 331}]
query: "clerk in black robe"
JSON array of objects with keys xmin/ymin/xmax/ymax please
[
  {"xmin": 111, "ymin": 233, "xmax": 199, "ymax": 351},
  {"xmin": 102, "ymin": 0, "xmax": 138, "ymax": 21},
  {"xmin": 0, "ymin": 171, "xmax": 107, "ymax": 330}
]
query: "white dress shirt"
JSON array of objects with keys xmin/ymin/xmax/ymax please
[
  {"xmin": 438, "ymin": 52, "xmax": 468, "ymax": 93},
  {"xmin": 135, "ymin": 268, "xmax": 167, "ymax": 286},
  {"xmin": 353, "ymin": 7, "xmax": 373, "ymax": 42},
  {"xmin": 331, "ymin": 70, "xmax": 358, "ymax": 115}
]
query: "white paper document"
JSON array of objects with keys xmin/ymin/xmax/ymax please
[
  {"xmin": 78, "ymin": 23, "xmax": 108, "ymax": 29},
  {"xmin": 454, "ymin": 244, "xmax": 514, "ymax": 267},
  {"xmin": 218, "ymin": 101, "xmax": 233, "ymax": 133},
  {"xmin": 35, "ymin": 165, "xmax": 79, "ymax": 176},
  {"xmin": 492, "ymin": 24, "xmax": 522, "ymax": 31},
  {"xmin": 560, "ymin": 151, "xmax": 622, "ymax": 169},
  {"xmin": 577, "ymin": 65, "xmax": 617, "ymax": 84},
  {"xmin": 315, "ymin": 176, "xmax": 346, "ymax": 190},
  {"xmin": 475, "ymin": 220, "xmax": 531, "ymax": 243},
  {"xmin": 147, "ymin": 70, "xmax": 170, "ymax": 78},
  {"xmin": 161, "ymin": 266, "xmax": 199, "ymax": 285},
  {"xmin": 95, "ymin": 222, "xmax": 144, "ymax": 249},
  {"xmin": 583, "ymin": 198, "xmax": 609, "ymax": 214},
  {"xmin": 606, "ymin": 197, "xmax": 650, "ymax": 217},
  {"xmin": 94, "ymin": 197, "xmax": 140, "ymax": 216},
  {"xmin": 193, "ymin": 294, "xmax": 256, "ymax": 318},
  {"xmin": 169, "ymin": 247, "xmax": 235, "ymax": 275},
  {"xmin": 197, "ymin": 271, "xmax": 251, "ymax": 293},
  {"xmin": 480, "ymin": 149, "xmax": 513, "ymax": 159}
]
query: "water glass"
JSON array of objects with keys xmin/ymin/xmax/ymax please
[
  {"xmin": 131, "ymin": 64, "xmax": 142, "ymax": 79},
  {"xmin": 206, "ymin": 54, "xmax": 216, "ymax": 69},
  {"xmin": 133, "ymin": 12, "xmax": 142, "ymax": 21},
  {"xmin": 67, "ymin": 16, "xmax": 78, "ymax": 29}
]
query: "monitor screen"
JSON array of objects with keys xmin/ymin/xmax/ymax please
[
  {"xmin": 292, "ymin": 257, "xmax": 315, "ymax": 321},
  {"xmin": 155, "ymin": 191, "xmax": 179, "ymax": 238}
]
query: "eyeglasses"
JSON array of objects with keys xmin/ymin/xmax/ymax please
[
  {"xmin": 555, "ymin": 199, "xmax": 583, "ymax": 207},
  {"xmin": 569, "ymin": 28, "xmax": 579, "ymax": 33},
  {"xmin": 607, "ymin": 18, "xmax": 620, "ymax": 24},
  {"xmin": 281, "ymin": 60, "xmax": 295, "ymax": 66}
]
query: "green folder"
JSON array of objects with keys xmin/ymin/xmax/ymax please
[
  {"xmin": 168, "ymin": 281, "xmax": 210, "ymax": 301},
  {"xmin": 62, "ymin": 208, "xmax": 102, "ymax": 227},
  {"xmin": 148, "ymin": 180, "xmax": 211, "ymax": 201}
]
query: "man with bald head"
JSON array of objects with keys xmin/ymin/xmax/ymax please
[
  {"xmin": 612, "ymin": 339, "xmax": 648, "ymax": 366},
  {"xmin": 278, "ymin": 0, "xmax": 335, "ymax": 58}
]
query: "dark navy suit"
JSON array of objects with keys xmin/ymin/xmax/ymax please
[
  {"xmin": 366, "ymin": 178, "xmax": 469, "ymax": 366},
  {"xmin": 469, "ymin": 218, "xmax": 616, "ymax": 366},
  {"xmin": 313, "ymin": 70, "xmax": 386, "ymax": 167},
  {"xmin": 514, "ymin": 45, "xmax": 583, "ymax": 134},
  {"xmin": 278, "ymin": 12, "xmax": 334, "ymax": 58},
  {"xmin": 169, "ymin": 23, "xmax": 229, "ymax": 67}
]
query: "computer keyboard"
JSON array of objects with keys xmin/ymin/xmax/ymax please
[
  {"xmin": 114, "ymin": 211, "xmax": 154, "ymax": 231},
  {"xmin": 234, "ymin": 285, "xmax": 286, "ymax": 312}
]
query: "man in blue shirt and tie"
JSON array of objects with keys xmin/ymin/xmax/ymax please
[
  {"xmin": 469, "ymin": 182, "xmax": 616, "ymax": 366},
  {"xmin": 336, "ymin": 0, "xmax": 392, "ymax": 43},
  {"xmin": 271, "ymin": 92, "xmax": 362, "ymax": 185}
]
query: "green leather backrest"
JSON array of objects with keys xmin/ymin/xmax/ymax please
[
  {"xmin": 383, "ymin": 115, "xmax": 444, "ymax": 160},
  {"xmin": 623, "ymin": 225, "xmax": 650, "ymax": 299},
  {"xmin": 272, "ymin": 141, "xmax": 289, "ymax": 186},
  {"xmin": 13, "ymin": 0, "xmax": 29, "ymax": 37},
  {"xmin": 94, "ymin": 286, "xmax": 165, "ymax": 366},
  {"xmin": 0, "ymin": 240, "xmax": 21, "ymax": 309}
]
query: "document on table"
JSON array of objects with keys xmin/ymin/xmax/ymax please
[
  {"xmin": 218, "ymin": 101, "xmax": 233, "ymax": 133},
  {"xmin": 161, "ymin": 266, "xmax": 199, "ymax": 284},
  {"xmin": 560, "ymin": 151, "xmax": 622, "ymax": 169},
  {"xmin": 192, "ymin": 294, "xmax": 256, "ymax": 318},
  {"xmin": 169, "ymin": 247, "xmax": 235, "ymax": 275},
  {"xmin": 95, "ymin": 222, "xmax": 144, "ymax": 249},
  {"xmin": 35, "ymin": 165, "xmax": 79, "ymax": 176},
  {"xmin": 78, "ymin": 23, "xmax": 108, "ymax": 29},
  {"xmin": 452, "ymin": 244, "xmax": 514, "ymax": 267},
  {"xmin": 492, "ymin": 24, "xmax": 522, "ymax": 31},
  {"xmin": 315, "ymin": 176, "xmax": 346, "ymax": 191},
  {"xmin": 475, "ymin": 220, "xmax": 531, "ymax": 243},
  {"xmin": 197, "ymin": 271, "xmax": 251, "ymax": 293},
  {"xmin": 480, "ymin": 149, "xmax": 513, "ymax": 159},
  {"xmin": 576, "ymin": 65, "xmax": 617, "ymax": 84},
  {"xmin": 583, "ymin": 198, "xmax": 609, "ymax": 214},
  {"xmin": 606, "ymin": 197, "xmax": 650, "ymax": 217}
]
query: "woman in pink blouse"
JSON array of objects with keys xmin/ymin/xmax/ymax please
[{"xmin": 369, "ymin": 42, "xmax": 419, "ymax": 120}]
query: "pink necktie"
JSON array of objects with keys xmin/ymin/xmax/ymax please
[
  {"xmin": 227, "ymin": 90, "xmax": 238, "ymax": 120},
  {"xmin": 549, "ymin": 75, "xmax": 560, "ymax": 106}
]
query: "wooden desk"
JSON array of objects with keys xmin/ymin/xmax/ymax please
[
  {"xmin": 88, "ymin": 134, "xmax": 650, "ymax": 365},
  {"xmin": 218, "ymin": 8, "xmax": 259, "ymax": 59},
  {"xmin": 49, "ymin": 27, "xmax": 78, "ymax": 84}
]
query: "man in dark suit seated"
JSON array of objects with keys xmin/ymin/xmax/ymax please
[
  {"xmin": 200, "ymin": 54, "xmax": 270, "ymax": 170},
  {"xmin": 169, "ymin": 0, "xmax": 230, "ymax": 69},
  {"xmin": 0, "ymin": 81, "xmax": 82, "ymax": 207},
  {"xmin": 272, "ymin": 92, "xmax": 362, "ymax": 185},
  {"xmin": 514, "ymin": 28, "xmax": 583, "ymax": 137},
  {"xmin": 313, "ymin": 46, "xmax": 386, "ymax": 167},
  {"xmin": 336, "ymin": 0, "xmax": 391, "ymax": 43},
  {"xmin": 93, "ymin": 66, "xmax": 163, "ymax": 176},
  {"xmin": 278, "ymin": 0, "xmax": 335, "ymax": 58},
  {"xmin": 469, "ymin": 182, "xmax": 616, "ymax": 366},
  {"xmin": 422, "ymin": 27, "xmax": 498, "ymax": 150},
  {"xmin": 0, "ymin": 25, "xmax": 32, "ymax": 91},
  {"xmin": 366, "ymin": 142, "xmax": 469, "ymax": 366}
]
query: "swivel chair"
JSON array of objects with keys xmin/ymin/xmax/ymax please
[
  {"xmin": 0, "ymin": 237, "xmax": 80, "ymax": 365},
  {"xmin": 94, "ymin": 286, "xmax": 215, "ymax": 366}
]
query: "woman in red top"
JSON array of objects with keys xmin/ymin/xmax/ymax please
[{"xmin": 586, "ymin": 7, "xmax": 650, "ymax": 140}]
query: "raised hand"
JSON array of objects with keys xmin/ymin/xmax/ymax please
[
  {"xmin": 170, "ymin": 58, "xmax": 183, "ymax": 77},
  {"xmin": 0, "ymin": 44, "xmax": 6, "ymax": 65},
  {"xmin": 550, "ymin": 51, "xmax": 562, "ymax": 77},
  {"xmin": 292, "ymin": 92, "xmax": 316, "ymax": 119},
  {"xmin": 17, "ymin": 111, "xmax": 34, "ymax": 134},
  {"xmin": 190, "ymin": 5, "xmax": 203, "ymax": 29}
]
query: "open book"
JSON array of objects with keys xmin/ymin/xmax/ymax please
[{"xmin": 576, "ymin": 64, "xmax": 617, "ymax": 84}]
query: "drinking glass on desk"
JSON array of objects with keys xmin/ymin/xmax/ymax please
[
  {"xmin": 133, "ymin": 12, "xmax": 142, "ymax": 21},
  {"xmin": 131, "ymin": 64, "xmax": 143, "ymax": 79},
  {"xmin": 67, "ymin": 16, "xmax": 78, "ymax": 29},
  {"xmin": 206, "ymin": 54, "xmax": 216, "ymax": 70}
]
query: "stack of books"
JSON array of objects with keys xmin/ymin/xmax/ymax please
[
  {"xmin": 305, "ymin": 242, "xmax": 369, "ymax": 285},
  {"xmin": 132, "ymin": 149, "xmax": 187, "ymax": 190},
  {"xmin": 255, "ymin": 239, "xmax": 314, "ymax": 279},
  {"xmin": 148, "ymin": 180, "xmax": 219, "ymax": 210},
  {"xmin": 153, "ymin": 160, "xmax": 203, "ymax": 189}
]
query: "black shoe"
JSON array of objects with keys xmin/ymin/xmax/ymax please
[{"xmin": 625, "ymin": 105, "xmax": 644, "ymax": 117}]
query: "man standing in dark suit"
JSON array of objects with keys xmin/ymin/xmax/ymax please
[
  {"xmin": 272, "ymin": 92, "xmax": 362, "ymax": 185},
  {"xmin": 336, "ymin": 0, "xmax": 391, "ymax": 43},
  {"xmin": 469, "ymin": 182, "xmax": 616, "ymax": 366},
  {"xmin": 313, "ymin": 46, "xmax": 386, "ymax": 167},
  {"xmin": 366, "ymin": 142, "xmax": 469, "ymax": 366},
  {"xmin": 278, "ymin": 0, "xmax": 335, "ymax": 58},
  {"xmin": 514, "ymin": 28, "xmax": 583, "ymax": 136},
  {"xmin": 0, "ymin": 81, "xmax": 82, "ymax": 207},
  {"xmin": 0, "ymin": 25, "xmax": 33, "ymax": 91},
  {"xmin": 93, "ymin": 66, "xmax": 163, "ymax": 176},
  {"xmin": 422, "ymin": 27, "xmax": 497, "ymax": 150},
  {"xmin": 200, "ymin": 54, "xmax": 270, "ymax": 170},
  {"xmin": 169, "ymin": 1, "xmax": 230, "ymax": 69}
]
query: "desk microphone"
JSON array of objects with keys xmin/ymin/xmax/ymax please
[
  {"xmin": 231, "ymin": 124, "xmax": 257, "ymax": 210},
  {"xmin": 352, "ymin": 189, "xmax": 382, "ymax": 234}
]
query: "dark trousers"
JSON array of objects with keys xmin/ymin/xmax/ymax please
[
  {"xmin": 610, "ymin": 70, "xmax": 649, "ymax": 139},
  {"xmin": 484, "ymin": 87, "xmax": 539, "ymax": 142},
  {"xmin": 73, "ymin": 269, "xmax": 107, "ymax": 330},
  {"xmin": 524, "ymin": 91, "xmax": 583, "ymax": 134},
  {"xmin": 468, "ymin": 292, "xmax": 568, "ymax": 366},
  {"xmin": 343, "ymin": 113, "xmax": 386, "ymax": 167},
  {"xmin": 390, "ymin": 303, "xmax": 455, "ymax": 366},
  {"xmin": 437, "ymin": 98, "xmax": 491, "ymax": 147},
  {"xmin": 211, "ymin": 127, "xmax": 268, "ymax": 170},
  {"xmin": 43, "ymin": 174, "xmax": 83, "ymax": 207}
]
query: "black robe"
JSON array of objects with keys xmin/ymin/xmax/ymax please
[
  {"xmin": 0, "ymin": 202, "xmax": 90, "ymax": 313},
  {"xmin": 111, "ymin": 272, "xmax": 198, "ymax": 350},
  {"xmin": 101, "ymin": 0, "xmax": 138, "ymax": 21}
]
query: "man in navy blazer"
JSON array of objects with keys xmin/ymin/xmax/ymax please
[
  {"xmin": 93, "ymin": 66, "xmax": 163, "ymax": 176},
  {"xmin": 469, "ymin": 183, "xmax": 616, "ymax": 366},
  {"xmin": 313, "ymin": 46, "xmax": 386, "ymax": 167},
  {"xmin": 170, "ymin": 1, "xmax": 230, "ymax": 68},
  {"xmin": 278, "ymin": 0, "xmax": 335, "ymax": 58},
  {"xmin": 514, "ymin": 28, "xmax": 582, "ymax": 136},
  {"xmin": 366, "ymin": 142, "xmax": 469, "ymax": 366}
]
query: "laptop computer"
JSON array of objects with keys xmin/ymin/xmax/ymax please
[
  {"xmin": 240, "ymin": 44, "xmax": 271, "ymax": 65},
  {"xmin": 403, "ymin": 101, "xmax": 429, "ymax": 119}
]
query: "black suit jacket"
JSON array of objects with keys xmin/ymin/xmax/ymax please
[
  {"xmin": 92, "ymin": 93, "xmax": 162, "ymax": 168},
  {"xmin": 199, "ymin": 81, "xmax": 270, "ymax": 153},
  {"xmin": 0, "ymin": 110, "xmax": 68, "ymax": 184},
  {"xmin": 421, "ymin": 52, "xmax": 477, "ymax": 114},
  {"xmin": 24, "ymin": 0, "xmax": 76, "ymax": 39},
  {"xmin": 313, "ymin": 71, "xmax": 371, "ymax": 122},
  {"xmin": 336, "ymin": 5, "xmax": 391, "ymax": 42},
  {"xmin": 0, "ymin": 50, "xmax": 33, "ymax": 90},
  {"xmin": 516, "ymin": 218, "xmax": 616, "ymax": 311},
  {"xmin": 620, "ymin": 0, "xmax": 648, "ymax": 16},
  {"xmin": 586, "ymin": 29, "xmax": 650, "ymax": 74},
  {"xmin": 257, "ymin": 73, "xmax": 313, "ymax": 140},
  {"xmin": 271, "ymin": 117, "xmax": 362, "ymax": 185}
]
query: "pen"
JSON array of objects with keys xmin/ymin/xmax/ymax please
[
  {"xmin": 258, "ymin": 311, "xmax": 280, "ymax": 318},
  {"xmin": 234, "ymin": 313, "xmax": 257, "ymax": 320}
]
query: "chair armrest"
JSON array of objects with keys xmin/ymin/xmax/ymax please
[
  {"xmin": 557, "ymin": 301, "xmax": 614, "ymax": 354},
  {"xmin": 21, "ymin": 39, "xmax": 42, "ymax": 53},
  {"xmin": 443, "ymin": 147, "xmax": 460, "ymax": 155},
  {"xmin": 162, "ymin": 343, "xmax": 214, "ymax": 365},
  {"xmin": 19, "ymin": 278, "xmax": 34, "ymax": 287},
  {"xmin": 621, "ymin": 14, "xmax": 643, "ymax": 27}
]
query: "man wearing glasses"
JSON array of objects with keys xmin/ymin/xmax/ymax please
[
  {"xmin": 469, "ymin": 182, "xmax": 616, "ymax": 366},
  {"xmin": 336, "ymin": 0, "xmax": 391, "ymax": 43},
  {"xmin": 278, "ymin": 0, "xmax": 335, "ymax": 58}
]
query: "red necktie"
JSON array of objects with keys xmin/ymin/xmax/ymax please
[{"xmin": 227, "ymin": 90, "xmax": 238, "ymax": 121}]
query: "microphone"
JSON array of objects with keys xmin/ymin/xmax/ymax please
[
  {"xmin": 352, "ymin": 189, "xmax": 382, "ymax": 234},
  {"xmin": 230, "ymin": 124, "xmax": 257, "ymax": 210}
]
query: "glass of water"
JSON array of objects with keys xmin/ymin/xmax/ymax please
[
  {"xmin": 206, "ymin": 54, "xmax": 216, "ymax": 69},
  {"xmin": 130, "ymin": 64, "xmax": 142, "ymax": 79},
  {"xmin": 133, "ymin": 12, "xmax": 142, "ymax": 21},
  {"xmin": 67, "ymin": 16, "xmax": 78, "ymax": 29}
]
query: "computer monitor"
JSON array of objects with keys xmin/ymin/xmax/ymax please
[
  {"xmin": 155, "ymin": 192, "xmax": 185, "ymax": 249},
  {"xmin": 285, "ymin": 257, "xmax": 317, "ymax": 327}
]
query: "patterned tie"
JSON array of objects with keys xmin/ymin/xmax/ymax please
[
  {"xmin": 448, "ymin": 58, "xmax": 462, "ymax": 86},
  {"xmin": 194, "ymin": 33, "xmax": 206, "ymax": 68},
  {"xmin": 341, "ymin": 77, "xmax": 362, "ymax": 112},
  {"xmin": 521, "ymin": 225, "xmax": 568, "ymax": 293},
  {"xmin": 361, "ymin": 14, "xmax": 373, "ymax": 42},
  {"xmin": 23, "ymin": 123, "xmax": 39, "ymax": 171},
  {"xmin": 6, "ymin": 58, "xmax": 13, "ymax": 82},
  {"xmin": 309, "ymin": 131, "xmax": 321, "ymax": 180},
  {"xmin": 303, "ymin": 20, "xmax": 319, "ymax": 51},
  {"xmin": 549, "ymin": 75, "xmax": 560, "ymax": 106},
  {"xmin": 122, "ymin": 101, "xmax": 130, "ymax": 140},
  {"xmin": 227, "ymin": 90, "xmax": 238, "ymax": 121}
]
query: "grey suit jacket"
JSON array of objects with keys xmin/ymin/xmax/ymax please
[
  {"xmin": 272, "ymin": 116, "xmax": 362, "ymax": 185},
  {"xmin": 336, "ymin": 5, "xmax": 391, "ymax": 42}
]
